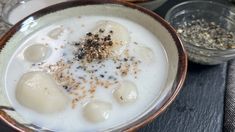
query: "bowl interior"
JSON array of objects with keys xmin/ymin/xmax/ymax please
[{"xmin": 0, "ymin": 1, "xmax": 186, "ymax": 131}]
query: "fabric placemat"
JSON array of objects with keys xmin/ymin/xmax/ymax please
[
  {"xmin": 224, "ymin": 60, "xmax": 235, "ymax": 131},
  {"xmin": 224, "ymin": 4, "xmax": 235, "ymax": 132}
]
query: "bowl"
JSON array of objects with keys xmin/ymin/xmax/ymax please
[
  {"xmin": 1, "ymin": 0, "xmax": 72, "ymax": 26},
  {"xmin": 0, "ymin": 0, "xmax": 187, "ymax": 131},
  {"xmin": 135, "ymin": 0, "xmax": 167, "ymax": 10},
  {"xmin": 1, "ymin": 0, "xmax": 167, "ymax": 27},
  {"xmin": 165, "ymin": 1, "xmax": 235, "ymax": 65}
]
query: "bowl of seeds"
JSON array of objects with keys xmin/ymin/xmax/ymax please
[{"xmin": 165, "ymin": 1, "xmax": 235, "ymax": 65}]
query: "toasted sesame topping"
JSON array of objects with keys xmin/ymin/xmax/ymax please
[{"xmin": 37, "ymin": 28, "xmax": 142, "ymax": 109}]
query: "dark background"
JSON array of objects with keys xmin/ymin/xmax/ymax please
[
  {"xmin": 0, "ymin": 0, "xmax": 233, "ymax": 131},
  {"xmin": 139, "ymin": 0, "xmax": 232, "ymax": 132}
]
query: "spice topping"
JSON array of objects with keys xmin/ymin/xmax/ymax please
[
  {"xmin": 177, "ymin": 19, "xmax": 235, "ymax": 50},
  {"xmin": 73, "ymin": 29, "xmax": 115, "ymax": 62}
]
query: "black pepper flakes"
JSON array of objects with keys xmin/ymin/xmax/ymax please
[
  {"xmin": 108, "ymin": 76, "xmax": 116, "ymax": 80},
  {"xmin": 73, "ymin": 32, "xmax": 115, "ymax": 62},
  {"xmin": 74, "ymin": 42, "xmax": 80, "ymax": 46},
  {"xmin": 116, "ymin": 66, "xmax": 121, "ymax": 69},
  {"xmin": 94, "ymin": 34, "xmax": 99, "ymax": 38},
  {"xmin": 63, "ymin": 85, "xmax": 68, "ymax": 90},
  {"xmin": 76, "ymin": 66, "xmax": 83, "ymax": 69},
  {"xmin": 86, "ymin": 32, "xmax": 92, "ymax": 36},
  {"xmin": 99, "ymin": 29, "xmax": 105, "ymax": 33}
]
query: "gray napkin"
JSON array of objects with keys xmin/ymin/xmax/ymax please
[
  {"xmin": 224, "ymin": 60, "xmax": 235, "ymax": 132},
  {"xmin": 224, "ymin": 4, "xmax": 235, "ymax": 131}
]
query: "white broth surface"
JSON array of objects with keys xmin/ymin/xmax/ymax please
[{"xmin": 5, "ymin": 16, "xmax": 168, "ymax": 131}]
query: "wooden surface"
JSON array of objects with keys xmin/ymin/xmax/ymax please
[{"xmin": 0, "ymin": 0, "xmax": 232, "ymax": 131}]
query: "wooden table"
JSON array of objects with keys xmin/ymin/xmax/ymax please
[{"xmin": 0, "ymin": 0, "xmax": 232, "ymax": 131}]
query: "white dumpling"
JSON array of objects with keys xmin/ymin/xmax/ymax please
[
  {"xmin": 134, "ymin": 46, "xmax": 155, "ymax": 63},
  {"xmin": 16, "ymin": 71, "xmax": 69, "ymax": 114},
  {"xmin": 83, "ymin": 100, "xmax": 112, "ymax": 123},
  {"xmin": 48, "ymin": 27, "xmax": 64, "ymax": 39},
  {"xmin": 113, "ymin": 80, "xmax": 138, "ymax": 104},
  {"xmin": 24, "ymin": 44, "xmax": 51, "ymax": 63},
  {"xmin": 93, "ymin": 20, "xmax": 130, "ymax": 55}
]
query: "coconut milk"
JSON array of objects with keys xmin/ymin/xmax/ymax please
[{"xmin": 5, "ymin": 16, "xmax": 168, "ymax": 131}]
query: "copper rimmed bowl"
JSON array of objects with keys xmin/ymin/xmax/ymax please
[{"xmin": 0, "ymin": 0, "xmax": 187, "ymax": 131}]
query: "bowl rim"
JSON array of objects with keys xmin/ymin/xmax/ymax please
[
  {"xmin": 165, "ymin": 0, "xmax": 235, "ymax": 56},
  {"xmin": 0, "ymin": 0, "xmax": 187, "ymax": 131},
  {"xmin": 165, "ymin": 0, "xmax": 235, "ymax": 18}
]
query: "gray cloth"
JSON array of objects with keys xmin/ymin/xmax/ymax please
[
  {"xmin": 224, "ymin": 4, "xmax": 235, "ymax": 132},
  {"xmin": 224, "ymin": 60, "xmax": 235, "ymax": 132}
]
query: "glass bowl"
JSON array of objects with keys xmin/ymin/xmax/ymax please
[
  {"xmin": 121, "ymin": 0, "xmax": 167, "ymax": 10},
  {"xmin": 136, "ymin": 0, "xmax": 167, "ymax": 10},
  {"xmin": 165, "ymin": 1, "xmax": 235, "ymax": 65}
]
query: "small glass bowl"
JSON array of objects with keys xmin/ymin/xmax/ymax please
[
  {"xmin": 136, "ymin": 0, "xmax": 167, "ymax": 10},
  {"xmin": 120, "ymin": 0, "xmax": 167, "ymax": 10},
  {"xmin": 1, "ymin": 0, "xmax": 70, "ymax": 26},
  {"xmin": 165, "ymin": 1, "xmax": 235, "ymax": 65}
]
